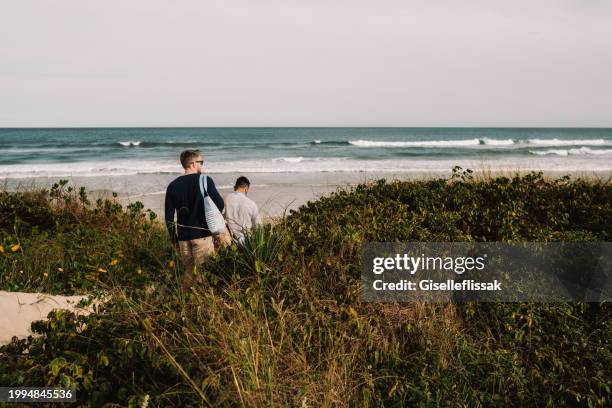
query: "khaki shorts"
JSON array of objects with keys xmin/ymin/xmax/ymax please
[{"xmin": 178, "ymin": 236, "xmax": 215, "ymax": 272}]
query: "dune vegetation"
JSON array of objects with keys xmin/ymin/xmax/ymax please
[{"xmin": 1, "ymin": 169, "xmax": 611, "ymax": 407}]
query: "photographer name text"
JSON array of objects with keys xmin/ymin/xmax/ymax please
[{"xmin": 373, "ymin": 279, "xmax": 501, "ymax": 291}]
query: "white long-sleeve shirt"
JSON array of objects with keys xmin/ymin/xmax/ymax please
[{"xmin": 224, "ymin": 191, "xmax": 262, "ymax": 241}]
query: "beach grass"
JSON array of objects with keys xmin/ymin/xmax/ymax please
[{"xmin": 0, "ymin": 168, "xmax": 611, "ymax": 407}]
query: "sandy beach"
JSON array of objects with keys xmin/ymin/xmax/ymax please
[
  {"xmin": 0, "ymin": 291, "xmax": 96, "ymax": 346},
  {"xmin": 3, "ymin": 168, "xmax": 611, "ymax": 219}
]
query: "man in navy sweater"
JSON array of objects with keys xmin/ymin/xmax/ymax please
[{"xmin": 165, "ymin": 149, "xmax": 224, "ymax": 287}]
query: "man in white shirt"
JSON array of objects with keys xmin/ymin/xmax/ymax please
[{"xmin": 224, "ymin": 176, "xmax": 262, "ymax": 242}]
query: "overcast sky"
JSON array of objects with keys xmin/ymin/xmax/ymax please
[{"xmin": 1, "ymin": 0, "xmax": 611, "ymax": 127}]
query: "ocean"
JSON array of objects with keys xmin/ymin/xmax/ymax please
[{"xmin": 1, "ymin": 127, "xmax": 612, "ymax": 179}]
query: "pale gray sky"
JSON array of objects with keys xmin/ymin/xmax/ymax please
[{"xmin": 1, "ymin": 0, "xmax": 611, "ymax": 127}]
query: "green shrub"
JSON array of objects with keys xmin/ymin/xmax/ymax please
[
  {"xmin": 0, "ymin": 181, "xmax": 176, "ymax": 294},
  {"xmin": 1, "ymin": 172, "xmax": 610, "ymax": 407}
]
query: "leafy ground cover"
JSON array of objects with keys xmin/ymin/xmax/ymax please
[{"xmin": 1, "ymin": 169, "xmax": 610, "ymax": 407}]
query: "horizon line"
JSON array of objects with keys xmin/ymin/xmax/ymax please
[{"xmin": 2, "ymin": 125, "xmax": 612, "ymax": 130}]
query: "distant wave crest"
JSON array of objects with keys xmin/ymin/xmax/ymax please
[
  {"xmin": 119, "ymin": 141, "xmax": 141, "ymax": 147},
  {"xmin": 348, "ymin": 138, "xmax": 611, "ymax": 149},
  {"xmin": 349, "ymin": 139, "xmax": 481, "ymax": 148},
  {"xmin": 525, "ymin": 138, "xmax": 607, "ymax": 146},
  {"xmin": 529, "ymin": 147, "xmax": 612, "ymax": 156}
]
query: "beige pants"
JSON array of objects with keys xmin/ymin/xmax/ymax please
[
  {"xmin": 214, "ymin": 229, "xmax": 233, "ymax": 248},
  {"xmin": 178, "ymin": 237, "xmax": 215, "ymax": 287}
]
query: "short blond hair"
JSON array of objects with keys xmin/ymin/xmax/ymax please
[{"xmin": 180, "ymin": 150, "xmax": 201, "ymax": 169}]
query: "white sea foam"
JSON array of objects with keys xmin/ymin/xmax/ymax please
[
  {"xmin": 525, "ymin": 138, "xmax": 607, "ymax": 146},
  {"xmin": 531, "ymin": 149, "xmax": 569, "ymax": 156},
  {"xmin": 350, "ymin": 138, "xmax": 611, "ymax": 148},
  {"xmin": 274, "ymin": 157, "xmax": 305, "ymax": 163},
  {"xmin": 0, "ymin": 160, "xmax": 180, "ymax": 178},
  {"xmin": 2, "ymin": 155, "xmax": 612, "ymax": 179},
  {"xmin": 530, "ymin": 147, "xmax": 612, "ymax": 156},
  {"xmin": 313, "ymin": 140, "xmax": 322, "ymax": 144},
  {"xmin": 119, "ymin": 141, "xmax": 141, "ymax": 147},
  {"xmin": 349, "ymin": 139, "xmax": 481, "ymax": 148}
]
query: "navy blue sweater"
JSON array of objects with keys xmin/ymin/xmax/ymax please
[{"xmin": 165, "ymin": 173, "xmax": 224, "ymax": 242}]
